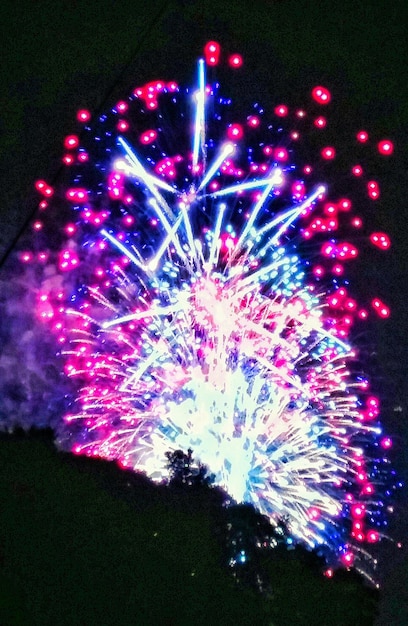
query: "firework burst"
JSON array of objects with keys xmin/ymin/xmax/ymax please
[{"xmin": 12, "ymin": 41, "xmax": 398, "ymax": 580}]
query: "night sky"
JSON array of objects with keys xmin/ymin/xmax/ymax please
[{"xmin": 0, "ymin": 1, "xmax": 407, "ymax": 623}]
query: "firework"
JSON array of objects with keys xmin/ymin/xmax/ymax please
[{"xmin": 7, "ymin": 41, "xmax": 398, "ymax": 580}]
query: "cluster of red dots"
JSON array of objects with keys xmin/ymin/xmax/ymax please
[
  {"xmin": 220, "ymin": 158, "xmax": 244, "ymax": 178},
  {"xmin": 80, "ymin": 209, "xmax": 110, "ymax": 227},
  {"xmin": 140, "ymin": 129, "xmax": 158, "ymax": 145},
  {"xmin": 19, "ymin": 250, "xmax": 50, "ymax": 265},
  {"xmin": 154, "ymin": 155, "xmax": 183, "ymax": 180},
  {"xmin": 61, "ymin": 133, "xmax": 89, "ymax": 167},
  {"xmin": 269, "ymin": 81, "xmax": 394, "ymax": 211},
  {"xmin": 303, "ymin": 216, "xmax": 338, "ymax": 238},
  {"xmin": 58, "ymin": 248, "xmax": 80, "ymax": 272},
  {"xmin": 133, "ymin": 80, "xmax": 178, "ymax": 111},
  {"xmin": 203, "ymin": 41, "xmax": 243, "ymax": 69},
  {"xmin": 262, "ymin": 145, "xmax": 289, "ymax": 162},
  {"xmin": 66, "ymin": 188, "xmax": 88, "ymax": 203},
  {"xmin": 35, "ymin": 179, "xmax": 54, "ymax": 198},
  {"xmin": 324, "ymin": 282, "xmax": 389, "ymax": 322},
  {"xmin": 370, "ymin": 232, "xmax": 391, "ymax": 250},
  {"xmin": 349, "ymin": 500, "xmax": 380, "ymax": 545},
  {"xmin": 321, "ymin": 241, "xmax": 358, "ymax": 261}
]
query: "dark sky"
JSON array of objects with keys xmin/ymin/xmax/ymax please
[{"xmin": 0, "ymin": 1, "xmax": 407, "ymax": 623}]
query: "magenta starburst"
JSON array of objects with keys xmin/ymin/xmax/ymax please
[{"xmin": 5, "ymin": 41, "xmax": 399, "ymax": 583}]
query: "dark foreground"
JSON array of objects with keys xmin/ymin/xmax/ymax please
[{"xmin": 0, "ymin": 430, "xmax": 379, "ymax": 625}]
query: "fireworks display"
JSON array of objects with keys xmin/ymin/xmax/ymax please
[{"xmin": 5, "ymin": 41, "xmax": 399, "ymax": 581}]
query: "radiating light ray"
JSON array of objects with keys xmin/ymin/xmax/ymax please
[
  {"xmin": 263, "ymin": 185, "xmax": 326, "ymax": 250},
  {"xmin": 179, "ymin": 200, "xmax": 199, "ymax": 265},
  {"xmin": 192, "ymin": 58, "xmax": 206, "ymax": 170},
  {"xmin": 114, "ymin": 158, "xmax": 177, "ymax": 194},
  {"xmin": 146, "ymin": 208, "xmax": 184, "ymax": 271},
  {"xmin": 100, "ymin": 228, "xmax": 145, "ymax": 270},
  {"xmin": 209, "ymin": 171, "xmax": 283, "ymax": 198},
  {"xmin": 118, "ymin": 137, "xmax": 175, "ymax": 218},
  {"xmin": 101, "ymin": 300, "xmax": 186, "ymax": 329},
  {"xmin": 256, "ymin": 185, "xmax": 326, "ymax": 242},
  {"xmin": 196, "ymin": 142, "xmax": 235, "ymax": 191},
  {"xmin": 234, "ymin": 169, "xmax": 283, "ymax": 255}
]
